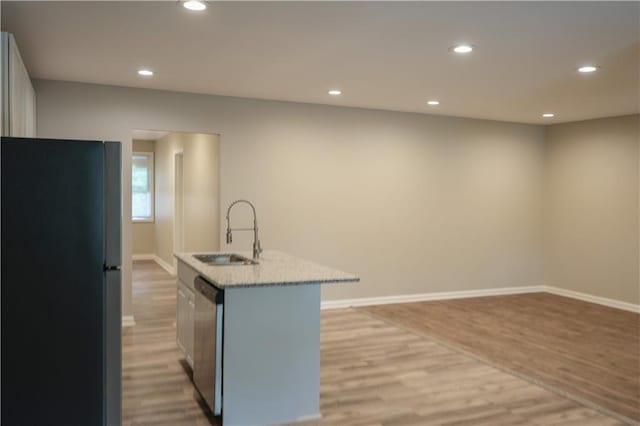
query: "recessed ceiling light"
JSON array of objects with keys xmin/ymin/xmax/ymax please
[
  {"xmin": 450, "ymin": 44, "xmax": 474, "ymax": 54},
  {"xmin": 577, "ymin": 65, "xmax": 599, "ymax": 73},
  {"xmin": 328, "ymin": 90, "xmax": 342, "ymax": 96},
  {"xmin": 542, "ymin": 113, "xmax": 555, "ymax": 118},
  {"xmin": 137, "ymin": 69, "xmax": 154, "ymax": 77},
  {"xmin": 427, "ymin": 100, "xmax": 440, "ymax": 106},
  {"xmin": 183, "ymin": 1, "xmax": 207, "ymax": 11}
]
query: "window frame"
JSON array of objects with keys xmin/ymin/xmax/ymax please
[{"xmin": 131, "ymin": 151, "xmax": 155, "ymax": 223}]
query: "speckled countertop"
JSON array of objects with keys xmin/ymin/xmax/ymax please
[{"xmin": 174, "ymin": 250, "xmax": 360, "ymax": 289}]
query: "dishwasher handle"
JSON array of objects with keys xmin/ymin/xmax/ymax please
[{"xmin": 195, "ymin": 276, "xmax": 224, "ymax": 305}]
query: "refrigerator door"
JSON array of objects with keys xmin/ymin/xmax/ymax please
[{"xmin": 1, "ymin": 137, "xmax": 106, "ymax": 425}]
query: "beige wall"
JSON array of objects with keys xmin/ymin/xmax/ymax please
[
  {"xmin": 154, "ymin": 132, "xmax": 220, "ymax": 267},
  {"xmin": 153, "ymin": 134, "xmax": 178, "ymax": 267},
  {"xmin": 132, "ymin": 139, "xmax": 156, "ymax": 255},
  {"xmin": 544, "ymin": 115, "xmax": 639, "ymax": 304},
  {"xmin": 34, "ymin": 80, "xmax": 546, "ymax": 316}
]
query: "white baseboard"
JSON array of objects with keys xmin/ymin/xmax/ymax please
[
  {"xmin": 292, "ymin": 413, "xmax": 322, "ymax": 423},
  {"xmin": 122, "ymin": 315, "xmax": 136, "ymax": 327},
  {"xmin": 132, "ymin": 253, "xmax": 155, "ymax": 261},
  {"xmin": 153, "ymin": 255, "xmax": 176, "ymax": 276},
  {"xmin": 545, "ymin": 286, "xmax": 640, "ymax": 313},
  {"xmin": 321, "ymin": 284, "xmax": 640, "ymax": 314},
  {"xmin": 132, "ymin": 253, "xmax": 176, "ymax": 276},
  {"xmin": 321, "ymin": 286, "xmax": 545, "ymax": 310}
]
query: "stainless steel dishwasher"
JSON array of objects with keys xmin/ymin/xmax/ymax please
[{"xmin": 193, "ymin": 276, "xmax": 223, "ymax": 416}]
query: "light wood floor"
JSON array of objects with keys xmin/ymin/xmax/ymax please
[
  {"xmin": 123, "ymin": 261, "xmax": 219, "ymax": 426},
  {"xmin": 361, "ymin": 294, "xmax": 640, "ymax": 423},
  {"xmin": 124, "ymin": 261, "xmax": 629, "ymax": 425}
]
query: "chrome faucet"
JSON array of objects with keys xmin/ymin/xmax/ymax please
[{"xmin": 225, "ymin": 199, "xmax": 262, "ymax": 260}]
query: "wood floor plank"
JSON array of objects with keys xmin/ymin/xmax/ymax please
[
  {"xmin": 124, "ymin": 261, "xmax": 628, "ymax": 425},
  {"xmin": 360, "ymin": 294, "xmax": 640, "ymax": 422}
]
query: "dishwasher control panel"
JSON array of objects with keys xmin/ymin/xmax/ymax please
[{"xmin": 195, "ymin": 277, "xmax": 223, "ymax": 304}]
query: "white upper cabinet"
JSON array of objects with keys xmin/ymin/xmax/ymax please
[{"xmin": 1, "ymin": 32, "xmax": 36, "ymax": 137}]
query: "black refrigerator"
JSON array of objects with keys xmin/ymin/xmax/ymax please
[{"xmin": 1, "ymin": 137, "xmax": 122, "ymax": 426}]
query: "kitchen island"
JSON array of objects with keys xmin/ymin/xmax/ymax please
[{"xmin": 174, "ymin": 250, "xmax": 359, "ymax": 426}]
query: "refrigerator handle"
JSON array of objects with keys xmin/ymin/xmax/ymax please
[{"xmin": 104, "ymin": 142, "xmax": 122, "ymax": 267}]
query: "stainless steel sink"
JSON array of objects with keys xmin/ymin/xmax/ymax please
[{"xmin": 193, "ymin": 253, "xmax": 258, "ymax": 266}]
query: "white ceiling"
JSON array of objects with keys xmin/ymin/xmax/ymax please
[{"xmin": 2, "ymin": 1, "xmax": 638, "ymax": 124}]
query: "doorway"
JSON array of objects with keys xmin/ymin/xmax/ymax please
[
  {"xmin": 130, "ymin": 129, "xmax": 221, "ymax": 273},
  {"xmin": 126, "ymin": 129, "xmax": 221, "ymax": 425}
]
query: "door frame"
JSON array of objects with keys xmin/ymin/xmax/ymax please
[{"xmin": 173, "ymin": 150, "xmax": 184, "ymax": 272}]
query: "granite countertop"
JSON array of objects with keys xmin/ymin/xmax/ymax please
[{"xmin": 174, "ymin": 250, "xmax": 360, "ymax": 289}]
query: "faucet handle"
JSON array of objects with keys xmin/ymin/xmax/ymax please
[{"xmin": 253, "ymin": 239, "xmax": 263, "ymax": 259}]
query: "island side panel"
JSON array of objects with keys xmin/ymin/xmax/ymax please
[{"xmin": 222, "ymin": 284, "xmax": 321, "ymax": 426}]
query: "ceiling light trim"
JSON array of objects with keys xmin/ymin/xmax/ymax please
[
  {"xmin": 183, "ymin": 1, "xmax": 207, "ymax": 12},
  {"xmin": 137, "ymin": 69, "xmax": 154, "ymax": 77},
  {"xmin": 449, "ymin": 44, "xmax": 475, "ymax": 54},
  {"xmin": 577, "ymin": 65, "xmax": 599, "ymax": 73}
]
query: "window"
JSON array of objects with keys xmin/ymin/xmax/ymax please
[{"xmin": 132, "ymin": 152, "xmax": 154, "ymax": 222}]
